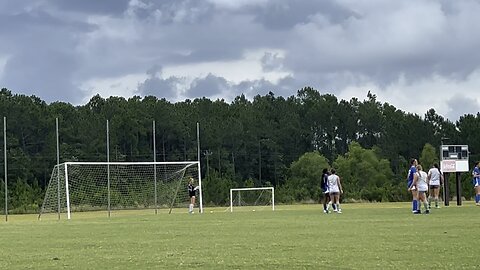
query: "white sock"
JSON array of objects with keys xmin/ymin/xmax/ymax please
[{"xmin": 189, "ymin": 204, "xmax": 193, "ymax": 212}]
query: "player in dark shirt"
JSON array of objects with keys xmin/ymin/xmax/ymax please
[
  {"xmin": 321, "ymin": 168, "xmax": 333, "ymax": 213},
  {"xmin": 187, "ymin": 178, "xmax": 199, "ymax": 214}
]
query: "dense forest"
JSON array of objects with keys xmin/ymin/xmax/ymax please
[{"xmin": 1, "ymin": 87, "xmax": 480, "ymax": 213}]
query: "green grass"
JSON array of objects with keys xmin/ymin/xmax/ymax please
[{"xmin": 1, "ymin": 203, "xmax": 479, "ymax": 269}]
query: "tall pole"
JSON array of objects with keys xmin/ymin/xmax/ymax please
[
  {"xmin": 107, "ymin": 120, "xmax": 111, "ymax": 218},
  {"xmin": 197, "ymin": 123, "xmax": 203, "ymax": 213},
  {"xmin": 56, "ymin": 118, "xmax": 60, "ymax": 220},
  {"xmin": 153, "ymin": 120, "xmax": 158, "ymax": 214},
  {"xmin": 4, "ymin": 117, "xmax": 7, "ymax": 222},
  {"xmin": 258, "ymin": 140, "xmax": 261, "ymax": 183}
]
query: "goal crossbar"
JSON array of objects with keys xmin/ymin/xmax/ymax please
[{"xmin": 39, "ymin": 161, "xmax": 202, "ymax": 219}]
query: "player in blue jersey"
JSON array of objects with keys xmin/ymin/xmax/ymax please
[
  {"xmin": 472, "ymin": 162, "xmax": 480, "ymax": 206},
  {"xmin": 321, "ymin": 168, "xmax": 332, "ymax": 213},
  {"xmin": 407, "ymin": 158, "xmax": 419, "ymax": 213}
]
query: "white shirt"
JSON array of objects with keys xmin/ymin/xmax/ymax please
[
  {"xmin": 416, "ymin": 171, "xmax": 428, "ymax": 192},
  {"xmin": 427, "ymin": 168, "xmax": 441, "ymax": 186},
  {"xmin": 327, "ymin": 174, "xmax": 340, "ymax": 193}
]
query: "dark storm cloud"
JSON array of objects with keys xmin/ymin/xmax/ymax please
[
  {"xmin": 187, "ymin": 74, "xmax": 229, "ymax": 97},
  {"xmin": 49, "ymin": 0, "xmax": 130, "ymax": 15},
  {"xmin": 1, "ymin": 0, "xmax": 480, "ymax": 114},
  {"xmin": 250, "ymin": 0, "xmax": 356, "ymax": 30},
  {"xmin": 2, "ymin": 49, "xmax": 83, "ymax": 103}
]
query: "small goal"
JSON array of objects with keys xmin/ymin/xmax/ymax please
[
  {"xmin": 39, "ymin": 161, "xmax": 202, "ymax": 219},
  {"xmin": 229, "ymin": 187, "xmax": 275, "ymax": 212}
]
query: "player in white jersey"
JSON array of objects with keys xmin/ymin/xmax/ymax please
[
  {"xmin": 327, "ymin": 169, "xmax": 343, "ymax": 213},
  {"xmin": 427, "ymin": 163, "xmax": 443, "ymax": 208},
  {"xmin": 410, "ymin": 165, "xmax": 430, "ymax": 214}
]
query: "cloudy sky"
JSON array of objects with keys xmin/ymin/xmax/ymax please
[{"xmin": 1, "ymin": 0, "xmax": 480, "ymax": 120}]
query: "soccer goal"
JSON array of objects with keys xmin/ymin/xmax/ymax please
[
  {"xmin": 39, "ymin": 161, "xmax": 202, "ymax": 219},
  {"xmin": 229, "ymin": 187, "xmax": 274, "ymax": 212}
]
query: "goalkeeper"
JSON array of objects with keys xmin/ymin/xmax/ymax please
[{"xmin": 187, "ymin": 178, "xmax": 199, "ymax": 214}]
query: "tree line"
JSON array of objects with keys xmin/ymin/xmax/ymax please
[{"xmin": 1, "ymin": 87, "xmax": 479, "ymax": 213}]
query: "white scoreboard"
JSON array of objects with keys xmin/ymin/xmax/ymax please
[{"xmin": 440, "ymin": 145, "xmax": 469, "ymax": 173}]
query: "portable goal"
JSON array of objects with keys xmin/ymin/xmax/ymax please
[
  {"xmin": 229, "ymin": 187, "xmax": 275, "ymax": 212},
  {"xmin": 39, "ymin": 161, "xmax": 202, "ymax": 219}
]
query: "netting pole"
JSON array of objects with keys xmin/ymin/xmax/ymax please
[
  {"xmin": 65, "ymin": 163, "xmax": 71, "ymax": 219},
  {"xmin": 56, "ymin": 118, "xmax": 60, "ymax": 220},
  {"xmin": 153, "ymin": 120, "xmax": 158, "ymax": 214},
  {"xmin": 197, "ymin": 122, "xmax": 203, "ymax": 213},
  {"xmin": 107, "ymin": 120, "xmax": 111, "ymax": 218},
  {"xmin": 230, "ymin": 189, "xmax": 233, "ymax": 212},
  {"xmin": 4, "ymin": 117, "xmax": 7, "ymax": 222}
]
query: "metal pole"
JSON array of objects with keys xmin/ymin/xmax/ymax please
[
  {"xmin": 197, "ymin": 123, "xmax": 203, "ymax": 213},
  {"xmin": 4, "ymin": 117, "xmax": 7, "ymax": 222},
  {"xmin": 456, "ymin": 172, "xmax": 462, "ymax": 206},
  {"xmin": 153, "ymin": 120, "xmax": 158, "ymax": 214},
  {"xmin": 107, "ymin": 120, "xmax": 111, "ymax": 218},
  {"xmin": 444, "ymin": 173, "xmax": 450, "ymax": 206},
  {"xmin": 258, "ymin": 140, "xmax": 261, "ymax": 183},
  {"xmin": 56, "ymin": 118, "xmax": 60, "ymax": 220}
]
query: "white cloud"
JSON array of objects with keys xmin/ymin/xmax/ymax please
[
  {"xmin": 162, "ymin": 49, "xmax": 290, "ymax": 84},
  {"xmin": 338, "ymin": 70, "xmax": 480, "ymax": 120},
  {"xmin": 0, "ymin": 55, "xmax": 9, "ymax": 81},
  {"xmin": 80, "ymin": 73, "xmax": 147, "ymax": 104}
]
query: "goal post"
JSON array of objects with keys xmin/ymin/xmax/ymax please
[
  {"xmin": 39, "ymin": 161, "xmax": 202, "ymax": 219},
  {"xmin": 230, "ymin": 187, "xmax": 275, "ymax": 212}
]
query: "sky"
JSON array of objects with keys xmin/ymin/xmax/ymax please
[{"xmin": 1, "ymin": 0, "xmax": 480, "ymax": 121}]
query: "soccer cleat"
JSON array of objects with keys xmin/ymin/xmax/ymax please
[
  {"xmin": 413, "ymin": 210, "xmax": 421, "ymax": 214},
  {"xmin": 435, "ymin": 206, "xmax": 440, "ymax": 209},
  {"xmin": 337, "ymin": 210, "xmax": 342, "ymax": 214},
  {"xmin": 425, "ymin": 209, "xmax": 430, "ymax": 214},
  {"xmin": 323, "ymin": 210, "xmax": 329, "ymax": 214}
]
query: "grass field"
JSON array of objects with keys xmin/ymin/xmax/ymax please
[{"xmin": 1, "ymin": 203, "xmax": 479, "ymax": 269}]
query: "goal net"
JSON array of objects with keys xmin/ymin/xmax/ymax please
[
  {"xmin": 230, "ymin": 187, "xmax": 275, "ymax": 212},
  {"xmin": 39, "ymin": 161, "xmax": 202, "ymax": 219}
]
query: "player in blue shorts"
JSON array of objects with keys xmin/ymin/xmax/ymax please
[
  {"xmin": 321, "ymin": 168, "xmax": 332, "ymax": 213},
  {"xmin": 407, "ymin": 158, "xmax": 419, "ymax": 213},
  {"xmin": 472, "ymin": 162, "xmax": 480, "ymax": 206}
]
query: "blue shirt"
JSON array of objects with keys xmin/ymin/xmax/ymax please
[
  {"xmin": 473, "ymin": 167, "xmax": 480, "ymax": 185},
  {"xmin": 321, "ymin": 173, "xmax": 329, "ymax": 191},
  {"xmin": 408, "ymin": 166, "xmax": 416, "ymax": 187}
]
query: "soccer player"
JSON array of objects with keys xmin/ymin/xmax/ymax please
[
  {"xmin": 187, "ymin": 178, "xmax": 199, "ymax": 214},
  {"xmin": 407, "ymin": 158, "xmax": 419, "ymax": 213},
  {"xmin": 321, "ymin": 168, "xmax": 331, "ymax": 213},
  {"xmin": 410, "ymin": 164, "xmax": 429, "ymax": 214},
  {"xmin": 327, "ymin": 169, "xmax": 343, "ymax": 214},
  {"xmin": 427, "ymin": 163, "xmax": 444, "ymax": 208},
  {"xmin": 472, "ymin": 162, "xmax": 480, "ymax": 206}
]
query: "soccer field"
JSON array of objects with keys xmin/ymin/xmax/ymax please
[{"xmin": 1, "ymin": 203, "xmax": 479, "ymax": 269}]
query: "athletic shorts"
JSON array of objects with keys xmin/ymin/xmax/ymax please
[
  {"xmin": 474, "ymin": 179, "xmax": 480, "ymax": 187},
  {"xmin": 329, "ymin": 192, "xmax": 340, "ymax": 196},
  {"xmin": 407, "ymin": 180, "xmax": 413, "ymax": 188},
  {"xmin": 429, "ymin": 185, "xmax": 440, "ymax": 190}
]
